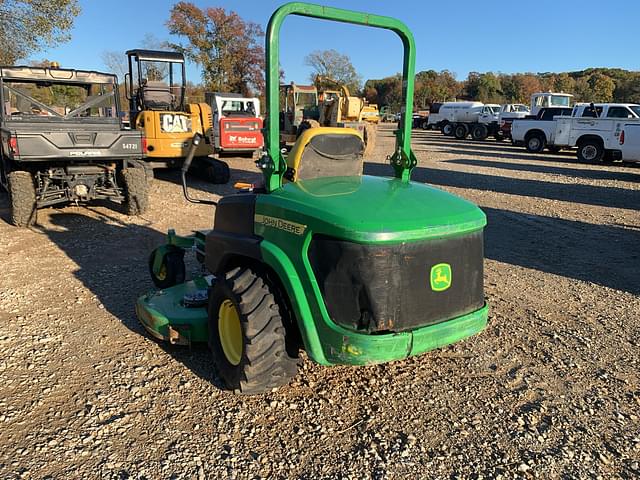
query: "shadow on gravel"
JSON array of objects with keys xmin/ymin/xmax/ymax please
[
  {"xmin": 0, "ymin": 191, "xmax": 9, "ymax": 224},
  {"xmin": 444, "ymin": 158, "xmax": 640, "ymax": 183},
  {"xmin": 38, "ymin": 211, "xmax": 224, "ymax": 388},
  {"xmin": 363, "ymin": 163, "xmax": 639, "ymax": 294},
  {"xmin": 153, "ymin": 164, "xmax": 262, "ymax": 196},
  {"xmin": 482, "ymin": 207, "xmax": 640, "ymax": 295},
  {"xmin": 422, "ymin": 147, "xmax": 574, "ymax": 164},
  {"xmin": 364, "ymin": 162, "xmax": 639, "ymax": 211}
]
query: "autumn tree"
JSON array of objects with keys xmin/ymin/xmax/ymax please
[
  {"xmin": 573, "ymin": 77, "xmax": 593, "ymax": 102},
  {"xmin": 167, "ymin": 2, "xmax": 264, "ymax": 96},
  {"xmin": 304, "ymin": 49, "xmax": 362, "ymax": 94},
  {"xmin": 0, "ymin": 0, "xmax": 80, "ymax": 64},
  {"xmin": 414, "ymin": 70, "xmax": 460, "ymax": 108}
]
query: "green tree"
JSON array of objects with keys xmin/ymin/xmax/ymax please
[
  {"xmin": 305, "ymin": 49, "xmax": 362, "ymax": 94},
  {"xmin": 554, "ymin": 73, "xmax": 576, "ymax": 93},
  {"xmin": 588, "ymin": 73, "xmax": 615, "ymax": 102},
  {"xmin": 0, "ymin": 0, "xmax": 80, "ymax": 64},
  {"xmin": 465, "ymin": 72, "xmax": 502, "ymax": 103},
  {"xmin": 363, "ymin": 74, "xmax": 403, "ymax": 111},
  {"xmin": 167, "ymin": 2, "xmax": 264, "ymax": 96}
]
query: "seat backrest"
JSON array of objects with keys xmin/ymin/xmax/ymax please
[
  {"xmin": 142, "ymin": 80, "xmax": 173, "ymax": 110},
  {"xmin": 286, "ymin": 127, "xmax": 364, "ymax": 182}
]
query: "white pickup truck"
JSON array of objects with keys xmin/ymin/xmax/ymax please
[
  {"xmin": 511, "ymin": 107, "xmax": 574, "ymax": 152},
  {"xmin": 617, "ymin": 123, "xmax": 640, "ymax": 164},
  {"xmin": 513, "ymin": 102, "xmax": 640, "ymax": 160},
  {"xmin": 553, "ymin": 103, "xmax": 640, "ymax": 161},
  {"xmin": 502, "ymin": 92, "xmax": 573, "ymax": 142}
]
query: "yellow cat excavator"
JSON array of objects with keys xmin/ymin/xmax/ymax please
[{"xmin": 125, "ymin": 49, "xmax": 229, "ymax": 183}]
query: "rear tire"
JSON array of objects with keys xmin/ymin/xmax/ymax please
[
  {"xmin": 471, "ymin": 124, "xmax": 489, "ymax": 141},
  {"xmin": 454, "ymin": 124, "xmax": 468, "ymax": 140},
  {"xmin": 7, "ymin": 171, "xmax": 36, "ymax": 227},
  {"xmin": 209, "ymin": 267, "xmax": 298, "ymax": 395},
  {"xmin": 577, "ymin": 140, "xmax": 604, "ymax": 163},
  {"xmin": 525, "ymin": 133, "xmax": 546, "ymax": 153},
  {"xmin": 121, "ymin": 167, "xmax": 149, "ymax": 215},
  {"xmin": 441, "ymin": 122, "xmax": 453, "ymax": 136},
  {"xmin": 203, "ymin": 158, "xmax": 230, "ymax": 184}
]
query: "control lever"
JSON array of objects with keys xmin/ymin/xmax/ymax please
[{"xmin": 181, "ymin": 133, "xmax": 217, "ymax": 205}]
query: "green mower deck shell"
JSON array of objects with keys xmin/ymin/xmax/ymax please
[
  {"xmin": 253, "ymin": 174, "xmax": 488, "ymax": 365},
  {"xmin": 136, "ymin": 279, "xmax": 209, "ymax": 344}
]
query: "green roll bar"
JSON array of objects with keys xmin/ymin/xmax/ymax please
[{"xmin": 263, "ymin": 2, "xmax": 417, "ymax": 192}]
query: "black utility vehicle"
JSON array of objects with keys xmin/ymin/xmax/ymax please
[{"xmin": 0, "ymin": 65, "xmax": 149, "ymax": 226}]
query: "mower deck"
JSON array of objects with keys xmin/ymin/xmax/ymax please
[{"xmin": 136, "ymin": 277, "xmax": 210, "ymax": 346}]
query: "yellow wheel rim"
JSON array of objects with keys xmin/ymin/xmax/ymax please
[
  {"xmin": 218, "ymin": 300, "xmax": 243, "ymax": 366},
  {"xmin": 156, "ymin": 263, "xmax": 167, "ymax": 281}
]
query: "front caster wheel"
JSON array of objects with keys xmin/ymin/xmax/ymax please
[{"xmin": 148, "ymin": 246, "xmax": 186, "ymax": 289}]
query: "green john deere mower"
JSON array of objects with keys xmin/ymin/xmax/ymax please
[{"xmin": 136, "ymin": 2, "xmax": 489, "ymax": 394}]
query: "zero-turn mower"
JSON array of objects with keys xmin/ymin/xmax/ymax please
[{"xmin": 136, "ymin": 2, "xmax": 489, "ymax": 394}]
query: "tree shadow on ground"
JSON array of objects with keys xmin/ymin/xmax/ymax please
[
  {"xmin": 443, "ymin": 158, "xmax": 640, "ymax": 183},
  {"xmin": 364, "ymin": 162, "xmax": 639, "ymax": 211},
  {"xmin": 38, "ymin": 210, "xmax": 224, "ymax": 388},
  {"xmin": 482, "ymin": 207, "xmax": 640, "ymax": 295},
  {"xmin": 363, "ymin": 162, "xmax": 640, "ymax": 294}
]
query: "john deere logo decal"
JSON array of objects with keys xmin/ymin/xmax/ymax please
[{"xmin": 430, "ymin": 263, "xmax": 452, "ymax": 291}]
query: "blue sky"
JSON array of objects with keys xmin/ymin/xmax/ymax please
[{"xmin": 35, "ymin": 0, "xmax": 639, "ymax": 85}]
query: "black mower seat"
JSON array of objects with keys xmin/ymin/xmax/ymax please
[{"xmin": 286, "ymin": 127, "xmax": 364, "ymax": 182}]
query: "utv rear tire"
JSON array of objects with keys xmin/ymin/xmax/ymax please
[
  {"xmin": 148, "ymin": 246, "xmax": 185, "ymax": 289},
  {"xmin": 203, "ymin": 159, "xmax": 230, "ymax": 184},
  {"xmin": 209, "ymin": 267, "xmax": 298, "ymax": 395},
  {"xmin": 8, "ymin": 171, "xmax": 36, "ymax": 227},
  {"xmin": 363, "ymin": 123, "xmax": 377, "ymax": 158},
  {"xmin": 525, "ymin": 133, "xmax": 546, "ymax": 153},
  {"xmin": 121, "ymin": 167, "xmax": 149, "ymax": 215}
]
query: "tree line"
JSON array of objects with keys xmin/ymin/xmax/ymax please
[{"xmin": 365, "ymin": 68, "xmax": 640, "ymax": 111}]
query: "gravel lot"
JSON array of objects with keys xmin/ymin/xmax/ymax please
[{"xmin": 1, "ymin": 124, "xmax": 639, "ymax": 479}]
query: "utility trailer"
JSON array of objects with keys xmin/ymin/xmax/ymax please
[{"xmin": 0, "ymin": 65, "xmax": 149, "ymax": 226}]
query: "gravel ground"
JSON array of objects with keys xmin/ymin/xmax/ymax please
[{"xmin": 1, "ymin": 124, "xmax": 639, "ymax": 479}]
